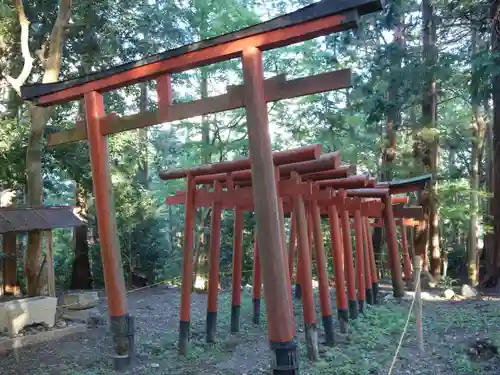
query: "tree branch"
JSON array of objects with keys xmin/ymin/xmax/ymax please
[
  {"xmin": 42, "ymin": 0, "xmax": 72, "ymax": 84},
  {"xmin": 3, "ymin": 0, "xmax": 34, "ymax": 96}
]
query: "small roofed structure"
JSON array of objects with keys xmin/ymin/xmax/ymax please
[{"xmin": 1, "ymin": 206, "xmax": 84, "ymax": 297}]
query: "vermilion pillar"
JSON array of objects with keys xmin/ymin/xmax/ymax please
[
  {"xmin": 275, "ymin": 168, "xmax": 295, "ymax": 335},
  {"xmin": 326, "ymin": 190, "xmax": 348, "ymax": 333},
  {"xmin": 179, "ymin": 173, "xmax": 196, "ymax": 354},
  {"xmin": 361, "ymin": 216, "xmax": 373, "ymax": 305},
  {"xmin": 353, "ymin": 210, "xmax": 366, "ymax": 313},
  {"xmin": 292, "ymin": 181, "xmax": 319, "ymax": 361},
  {"xmin": 252, "ymin": 239, "xmax": 262, "ymax": 324},
  {"xmin": 340, "ymin": 204, "xmax": 358, "ymax": 319},
  {"xmin": 231, "ymin": 208, "xmax": 244, "ymax": 333},
  {"xmin": 85, "ymin": 91, "xmax": 133, "ymax": 369},
  {"xmin": 311, "ymin": 199, "xmax": 334, "ymax": 346},
  {"xmin": 288, "ymin": 214, "xmax": 297, "ymax": 284},
  {"xmin": 242, "ymin": 47, "xmax": 297, "ymax": 373},
  {"xmin": 364, "ymin": 217, "xmax": 379, "ymax": 303},
  {"xmin": 206, "ymin": 181, "xmax": 223, "ymax": 342},
  {"xmin": 382, "ymin": 196, "xmax": 405, "ymax": 298}
]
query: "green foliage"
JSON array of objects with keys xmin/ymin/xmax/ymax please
[{"xmin": 0, "ymin": 0, "xmax": 496, "ymax": 290}]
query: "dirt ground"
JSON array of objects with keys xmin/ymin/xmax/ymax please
[{"xmin": 2, "ymin": 284, "xmax": 500, "ymax": 375}]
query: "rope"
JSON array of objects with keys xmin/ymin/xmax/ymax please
[{"xmin": 386, "ymin": 270, "xmax": 422, "ymax": 375}]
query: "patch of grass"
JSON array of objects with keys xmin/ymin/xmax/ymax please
[{"xmin": 299, "ymin": 302, "xmax": 412, "ymax": 375}]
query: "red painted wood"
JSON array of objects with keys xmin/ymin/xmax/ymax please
[
  {"xmin": 85, "ymin": 91, "xmax": 128, "ymax": 317},
  {"xmin": 180, "ymin": 174, "xmax": 196, "ymax": 322},
  {"xmin": 382, "ymin": 197, "xmax": 405, "ymax": 297},
  {"xmin": 326, "ymin": 189, "xmax": 348, "ymax": 311},
  {"xmin": 156, "ymin": 74, "xmax": 173, "ymax": 121},
  {"xmin": 361, "ymin": 215, "xmax": 373, "ymax": 292},
  {"xmin": 207, "ymin": 181, "xmax": 223, "ymax": 314},
  {"xmin": 279, "ymin": 152, "xmax": 341, "ymax": 177},
  {"xmin": 275, "ymin": 167, "xmax": 296, "ymax": 334},
  {"xmin": 288, "ymin": 214, "xmax": 297, "ymax": 282},
  {"xmin": 364, "ymin": 217, "xmax": 378, "ymax": 283},
  {"xmin": 302, "ymin": 166, "xmax": 356, "ymax": 181},
  {"xmin": 232, "ymin": 208, "xmax": 244, "ymax": 307},
  {"xmin": 311, "ymin": 200, "xmax": 333, "ymax": 318},
  {"xmin": 317, "ymin": 175, "xmax": 368, "ymax": 189},
  {"xmin": 353, "ymin": 210, "xmax": 366, "ymax": 303},
  {"xmin": 35, "ymin": 13, "xmax": 353, "ymax": 106},
  {"xmin": 160, "ymin": 144, "xmax": 321, "ymax": 180},
  {"xmin": 252, "ymin": 239, "xmax": 262, "ymax": 300},
  {"xmin": 341, "ymin": 208, "xmax": 357, "ymax": 303},
  {"xmin": 242, "ymin": 47, "xmax": 294, "ymax": 342},
  {"xmin": 293, "ymin": 188, "xmax": 316, "ymax": 325}
]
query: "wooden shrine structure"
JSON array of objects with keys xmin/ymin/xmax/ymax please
[
  {"xmin": 21, "ymin": 0, "xmax": 389, "ymax": 373},
  {"xmin": 0, "ymin": 206, "xmax": 84, "ymax": 297}
]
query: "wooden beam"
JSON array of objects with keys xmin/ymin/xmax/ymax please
[
  {"xmin": 47, "ymin": 69, "xmax": 352, "ymax": 146},
  {"xmin": 25, "ymin": 6, "xmax": 362, "ymax": 106}
]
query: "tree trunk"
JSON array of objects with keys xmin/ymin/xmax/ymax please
[
  {"xmin": 486, "ymin": 0, "xmax": 500, "ymax": 287},
  {"xmin": 419, "ymin": 0, "xmax": 440, "ymax": 279},
  {"xmin": 70, "ymin": 182, "xmax": 92, "ymax": 289},
  {"xmin": 469, "ymin": 27, "xmax": 486, "ymax": 286},
  {"xmin": 7, "ymin": 0, "xmax": 73, "ymax": 297},
  {"xmin": 374, "ymin": 5, "xmax": 404, "ymax": 277},
  {"xmin": 482, "ymin": 98, "xmax": 495, "ymax": 282}
]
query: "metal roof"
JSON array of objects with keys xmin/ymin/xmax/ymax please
[{"xmin": 0, "ymin": 206, "xmax": 84, "ymax": 234}]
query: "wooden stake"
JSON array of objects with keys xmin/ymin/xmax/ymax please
[{"xmin": 413, "ymin": 255, "xmax": 424, "ymax": 354}]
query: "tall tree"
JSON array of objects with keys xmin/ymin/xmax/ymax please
[
  {"xmin": 3, "ymin": 0, "xmax": 72, "ymax": 295},
  {"xmin": 489, "ymin": 0, "xmax": 500, "ymax": 285},
  {"xmin": 414, "ymin": 0, "xmax": 440, "ymax": 279},
  {"xmin": 469, "ymin": 25, "xmax": 487, "ymax": 286}
]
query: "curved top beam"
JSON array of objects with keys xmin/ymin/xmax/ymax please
[
  {"xmin": 160, "ymin": 144, "xmax": 322, "ymax": 180},
  {"xmin": 20, "ymin": 0, "xmax": 383, "ymax": 106}
]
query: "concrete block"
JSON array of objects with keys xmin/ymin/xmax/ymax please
[
  {"xmin": 0, "ymin": 323, "xmax": 87, "ymax": 354},
  {"xmin": 0, "ymin": 296, "xmax": 57, "ymax": 337},
  {"xmin": 62, "ymin": 309, "xmax": 91, "ymax": 323},
  {"xmin": 62, "ymin": 292, "xmax": 99, "ymax": 310}
]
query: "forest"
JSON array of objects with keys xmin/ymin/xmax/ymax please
[{"xmin": 0, "ymin": 0, "xmax": 499, "ymax": 305}]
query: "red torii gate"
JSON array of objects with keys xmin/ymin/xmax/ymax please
[
  {"xmin": 164, "ymin": 158, "xmax": 427, "ymax": 358},
  {"xmin": 21, "ymin": 0, "xmax": 385, "ymax": 372}
]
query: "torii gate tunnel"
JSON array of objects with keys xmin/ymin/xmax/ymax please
[
  {"xmin": 21, "ymin": 0, "xmax": 390, "ymax": 373},
  {"xmin": 162, "ymin": 152, "xmax": 430, "ymax": 360}
]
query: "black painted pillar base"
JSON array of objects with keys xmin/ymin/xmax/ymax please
[
  {"xmin": 110, "ymin": 314, "xmax": 135, "ymax": 371},
  {"xmin": 348, "ymin": 300, "xmax": 358, "ymax": 320},
  {"xmin": 206, "ymin": 311, "xmax": 217, "ymax": 342},
  {"xmin": 372, "ymin": 282, "xmax": 379, "ymax": 304},
  {"xmin": 322, "ymin": 315, "xmax": 334, "ymax": 346},
  {"xmin": 304, "ymin": 323, "xmax": 319, "ymax": 361},
  {"xmin": 179, "ymin": 320, "xmax": 190, "ymax": 354},
  {"xmin": 270, "ymin": 339, "xmax": 299, "ymax": 374},
  {"xmin": 338, "ymin": 308, "xmax": 349, "ymax": 333},
  {"xmin": 358, "ymin": 299, "xmax": 365, "ymax": 314},
  {"xmin": 252, "ymin": 298, "xmax": 261, "ymax": 324},
  {"xmin": 366, "ymin": 288, "xmax": 374, "ymax": 305},
  {"xmin": 294, "ymin": 284, "xmax": 302, "ymax": 300},
  {"xmin": 230, "ymin": 305, "xmax": 240, "ymax": 333}
]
